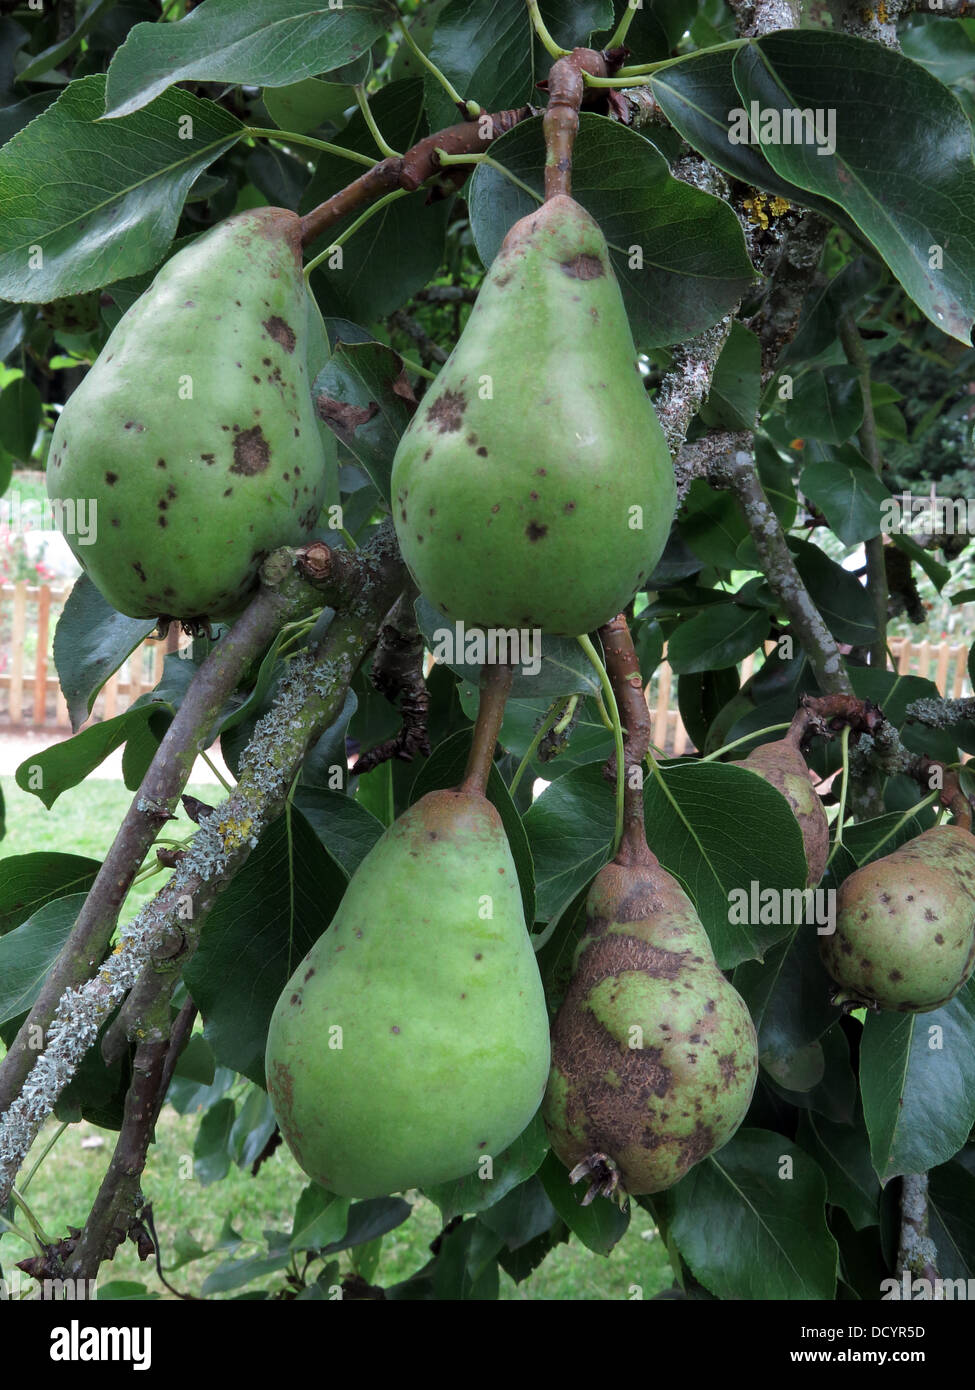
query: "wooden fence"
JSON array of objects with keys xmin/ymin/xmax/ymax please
[{"xmin": 2, "ymin": 581, "xmax": 973, "ymax": 752}]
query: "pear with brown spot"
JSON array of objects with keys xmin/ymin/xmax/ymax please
[
  {"xmin": 821, "ymin": 824, "xmax": 975, "ymax": 1012},
  {"xmin": 48, "ymin": 207, "xmax": 336, "ymax": 623},
  {"xmin": 391, "ymin": 195, "xmax": 676, "ymax": 636},
  {"xmin": 542, "ymin": 832, "xmax": 758, "ymax": 1200},
  {"xmin": 734, "ymin": 733, "xmax": 829, "ymax": 886}
]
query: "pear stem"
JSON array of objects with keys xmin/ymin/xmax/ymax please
[
  {"xmin": 596, "ymin": 615, "xmax": 655, "ymax": 861},
  {"xmin": 461, "ymin": 660, "xmax": 514, "ymax": 797},
  {"xmin": 541, "ymin": 49, "xmax": 611, "ymax": 200},
  {"xmin": 396, "ymin": 17, "xmax": 480, "ymax": 116},
  {"xmin": 578, "ymin": 631, "xmax": 626, "ymax": 855}
]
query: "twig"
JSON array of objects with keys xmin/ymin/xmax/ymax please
[
  {"xmin": 299, "ymin": 110, "xmax": 532, "ymax": 250},
  {"xmin": 353, "ymin": 590, "xmax": 432, "ymax": 775},
  {"xmin": 709, "ymin": 447, "xmax": 854, "ymax": 697},
  {"xmin": 839, "ymin": 313, "xmax": 890, "ymax": 670}
]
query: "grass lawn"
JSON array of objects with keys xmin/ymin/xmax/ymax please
[{"xmin": 0, "ymin": 774, "xmax": 675, "ymax": 1300}]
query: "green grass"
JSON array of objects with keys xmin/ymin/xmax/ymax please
[
  {"xmin": 2, "ymin": 1109, "xmax": 673, "ymax": 1301},
  {"xmin": 0, "ymin": 773, "xmax": 225, "ymax": 923},
  {"xmin": 0, "ymin": 774, "xmax": 675, "ymax": 1300}
]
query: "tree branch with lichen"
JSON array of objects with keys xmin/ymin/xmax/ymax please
[{"xmin": 0, "ymin": 526, "xmax": 406, "ymax": 1210}]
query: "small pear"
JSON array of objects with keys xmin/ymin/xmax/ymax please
[
  {"xmin": 820, "ymin": 824, "xmax": 975, "ymax": 1012},
  {"xmin": 391, "ymin": 195, "xmax": 676, "ymax": 636},
  {"xmin": 48, "ymin": 207, "xmax": 336, "ymax": 624},
  {"xmin": 735, "ymin": 736, "xmax": 829, "ymax": 886},
  {"xmin": 266, "ymin": 789, "xmax": 550, "ymax": 1198},
  {"xmin": 543, "ymin": 837, "xmax": 758, "ymax": 1199}
]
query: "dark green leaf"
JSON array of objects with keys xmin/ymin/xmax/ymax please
[
  {"xmin": 469, "ymin": 113, "xmax": 753, "ymax": 349},
  {"xmin": 0, "ymin": 852, "xmax": 99, "ymax": 935},
  {"xmin": 104, "ymin": 0, "xmax": 392, "ymax": 117}
]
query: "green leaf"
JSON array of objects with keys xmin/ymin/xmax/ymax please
[
  {"xmin": 104, "ymin": 0, "xmax": 393, "ymax": 117},
  {"xmin": 0, "ymin": 852, "xmax": 99, "ymax": 936},
  {"xmin": 318, "ymin": 1197, "xmax": 412, "ymax": 1254},
  {"xmin": 733, "ymin": 927, "xmax": 838, "ymax": 1078},
  {"xmin": 290, "ymin": 1185, "xmax": 351, "ymax": 1252},
  {"xmin": 523, "ymin": 762, "xmax": 615, "ymax": 924},
  {"xmin": 477, "ymin": 1174, "xmax": 558, "ymax": 1250},
  {"xmin": 927, "ymin": 1152, "xmax": 975, "ymax": 1280},
  {"xmin": 289, "ymin": 788, "xmax": 385, "ymax": 878},
  {"xmin": 262, "ymin": 77, "xmax": 356, "ymax": 134},
  {"xmin": 415, "ymin": 595, "xmax": 599, "ymax": 703},
  {"xmin": 15, "ymin": 705, "xmax": 162, "ymax": 809},
  {"xmin": 0, "ymin": 76, "xmax": 242, "ymax": 301},
  {"xmin": 469, "ymin": 113, "xmax": 754, "ymax": 350},
  {"xmin": 183, "ymin": 809, "xmax": 348, "ymax": 1086},
  {"xmin": 651, "ymin": 46, "xmax": 855, "ymax": 233},
  {"xmin": 799, "ymin": 454, "xmax": 890, "ymax": 545},
  {"xmin": 51, "ymin": 574, "xmax": 156, "ymax": 731},
  {"xmin": 789, "ymin": 537, "xmax": 880, "ymax": 646},
  {"xmin": 666, "ymin": 602, "xmax": 770, "ymax": 674},
  {"xmin": 900, "ymin": 17, "xmax": 975, "ymax": 86},
  {"xmin": 0, "ymin": 375, "xmax": 41, "ymax": 459},
  {"xmin": 785, "ymin": 368, "xmax": 863, "ymax": 445},
  {"xmin": 678, "ymin": 479, "xmax": 751, "ymax": 571},
  {"xmin": 313, "ymin": 340, "xmax": 415, "ymax": 503},
  {"xmin": 424, "ymin": 1113, "xmax": 550, "ymax": 1222},
  {"xmin": 537, "ymin": 1152, "xmax": 629, "ymax": 1256},
  {"xmin": 796, "ymin": 1106, "xmax": 881, "ymax": 1232},
  {"xmin": 698, "ymin": 321, "xmax": 761, "ymax": 430},
  {"xmin": 860, "ymin": 979, "xmax": 975, "ymax": 1182},
  {"xmin": 0, "ymin": 893, "xmax": 85, "ymax": 1026},
  {"xmin": 193, "ymin": 1097, "xmax": 236, "ymax": 1186},
  {"xmin": 658, "ymin": 1128, "xmax": 838, "ymax": 1298},
  {"xmin": 733, "ymin": 33, "xmax": 975, "ymax": 343}
]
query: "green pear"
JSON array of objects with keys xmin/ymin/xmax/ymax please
[
  {"xmin": 543, "ymin": 839, "xmax": 758, "ymax": 1199},
  {"xmin": 391, "ymin": 195, "xmax": 676, "ymax": 636},
  {"xmin": 820, "ymin": 824, "xmax": 975, "ymax": 1012},
  {"xmin": 47, "ymin": 207, "xmax": 336, "ymax": 623},
  {"xmin": 265, "ymin": 789, "xmax": 550, "ymax": 1198},
  {"xmin": 735, "ymin": 736, "xmax": 829, "ymax": 886}
]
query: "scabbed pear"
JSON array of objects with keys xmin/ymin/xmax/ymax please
[
  {"xmin": 265, "ymin": 789, "xmax": 550, "ymax": 1198},
  {"xmin": 820, "ymin": 824, "xmax": 975, "ymax": 1012},
  {"xmin": 48, "ymin": 207, "xmax": 336, "ymax": 624},
  {"xmin": 735, "ymin": 736, "xmax": 829, "ymax": 886},
  {"xmin": 391, "ymin": 195, "xmax": 676, "ymax": 636},
  {"xmin": 543, "ymin": 838, "xmax": 758, "ymax": 1199}
]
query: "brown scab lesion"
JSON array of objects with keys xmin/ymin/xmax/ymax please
[
  {"xmin": 230, "ymin": 425, "xmax": 271, "ymax": 475},
  {"xmin": 427, "ymin": 389, "xmax": 467, "ymax": 433},
  {"xmin": 104, "ymin": 472, "xmax": 118, "ymax": 485},
  {"xmin": 561, "ymin": 253, "xmax": 604, "ymax": 280},
  {"xmin": 526, "ymin": 521, "xmax": 547, "ymax": 541},
  {"xmin": 262, "ymin": 315, "xmax": 296, "ymax": 352}
]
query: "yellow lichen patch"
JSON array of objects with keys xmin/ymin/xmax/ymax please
[
  {"xmin": 743, "ymin": 193, "xmax": 791, "ymax": 230},
  {"xmin": 219, "ymin": 816, "xmax": 254, "ymax": 851}
]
